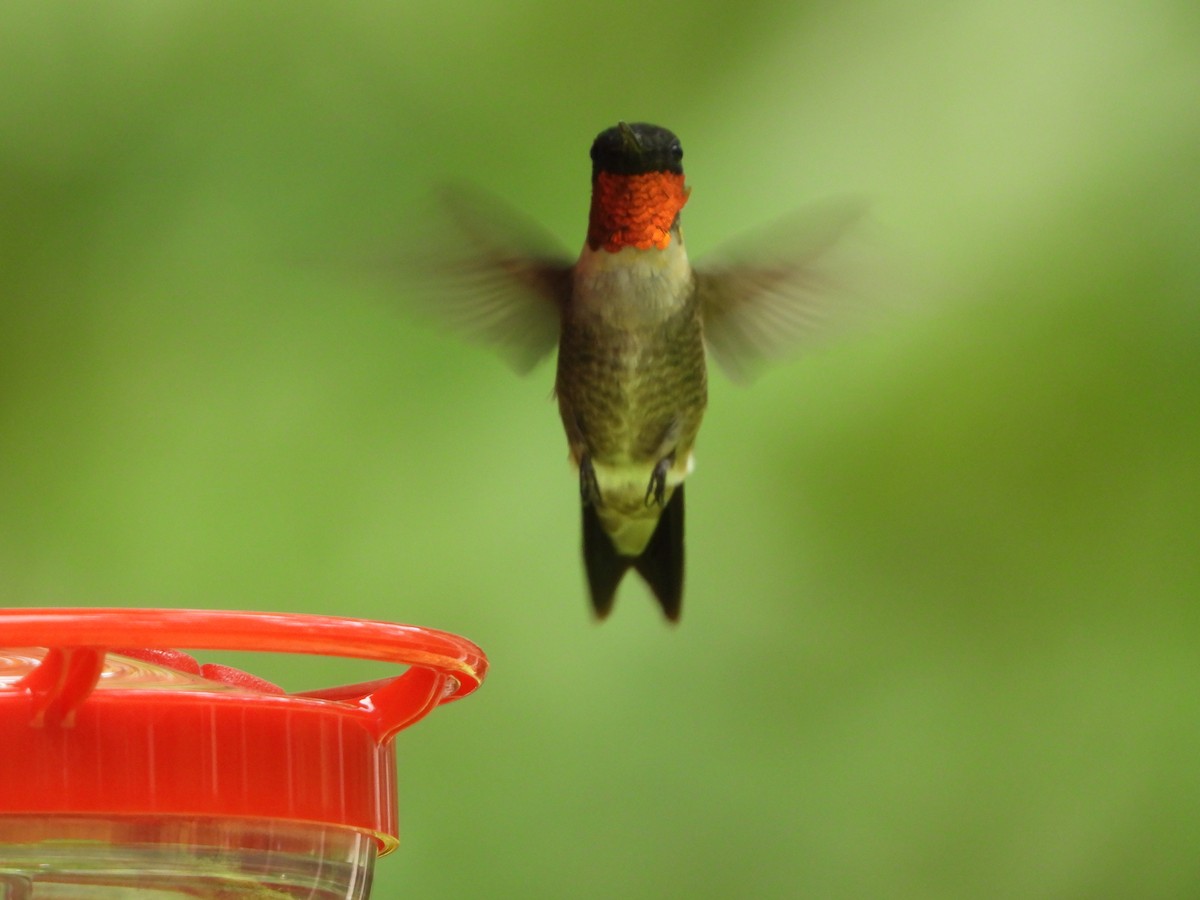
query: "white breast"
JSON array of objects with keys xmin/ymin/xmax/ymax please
[{"xmin": 572, "ymin": 236, "xmax": 693, "ymax": 323}]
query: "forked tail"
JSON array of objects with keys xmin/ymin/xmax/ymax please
[{"xmin": 582, "ymin": 485, "xmax": 685, "ymax": 622}]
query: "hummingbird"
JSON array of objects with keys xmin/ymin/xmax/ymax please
[{"xmin": 415, "ymin": 122, "xmax": 864, "ymax": 622}]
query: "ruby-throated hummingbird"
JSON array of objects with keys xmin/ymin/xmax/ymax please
[{"xmin": 415, "ymin": 122, "xmax": 863, "ymax": 622}]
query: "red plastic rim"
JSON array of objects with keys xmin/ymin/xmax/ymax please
[{"xmin": 0, "ymin": 609, "xmax": 489, "ymax": 852}]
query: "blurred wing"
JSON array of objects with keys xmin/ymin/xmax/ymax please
[
  {"xmin": 695, "ymin": 197, "xmax": 872, "ymax": 382},
  {"xmin": 389, "ymin": 185, "xmax": 573, "ymax": 374}
]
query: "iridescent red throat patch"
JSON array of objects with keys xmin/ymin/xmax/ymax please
[{"xmin": 587, "ymin": 171, "xmax": 690, "ymax": 252}]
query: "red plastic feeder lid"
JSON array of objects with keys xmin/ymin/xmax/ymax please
[{"xmin": 0, "ymin": 609, "xmax": 488, "ymax": 854}]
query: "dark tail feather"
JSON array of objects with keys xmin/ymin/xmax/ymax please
[
  {"xmin": 634, "ymin": 485, "xmax": 685, "ymax": 622},
  {"xmin": 581, "ymin": 485, "xmax": 686, "ymax": 622},
  {"xmin": 582, "ymin": 501, "xmax": 633, "ymax": 619}
]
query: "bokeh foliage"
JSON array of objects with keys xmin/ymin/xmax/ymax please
[{"xmin": 1, "ymin": 2, "xmax": 1197, "ymax": 897}]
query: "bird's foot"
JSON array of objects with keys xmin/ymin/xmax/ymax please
[
  {"xmin": 644, "ymin": 453, "xmax": 675, "ymax": 507},
  {"xmin": 580, "ymin": 455, "xmax": 602, "ymax": 506}
]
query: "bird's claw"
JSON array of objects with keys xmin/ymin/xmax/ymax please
[{"xmin": 644, "ymin": 454, "xmax": 674, "ymax": 507}]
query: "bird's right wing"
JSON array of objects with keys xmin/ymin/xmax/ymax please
[{"xmin": 383, "ymin": 185, "xmax": 574, "ymax": 374}]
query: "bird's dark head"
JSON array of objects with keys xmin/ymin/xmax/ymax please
[
  {"xmin": 590, "ymin": 122, "xmax": 684, "ymax": 177},
  {"xmin": 586, "ymin": 123, "xmax": 690, "ymax": 252}
]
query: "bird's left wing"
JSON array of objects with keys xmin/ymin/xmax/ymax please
[{"xmin": 694, "ymin": 197, "xmax": 871, "ymax": 382}]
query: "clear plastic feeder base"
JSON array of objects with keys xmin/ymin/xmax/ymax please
[{"xmin": 0, "ymin": 816, "xmax": 377, "ymax": 899}]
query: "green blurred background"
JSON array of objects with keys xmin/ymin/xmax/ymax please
[{"xmin": 2, "ymin": 2, "xmax": 1198, "ymax": 897}]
